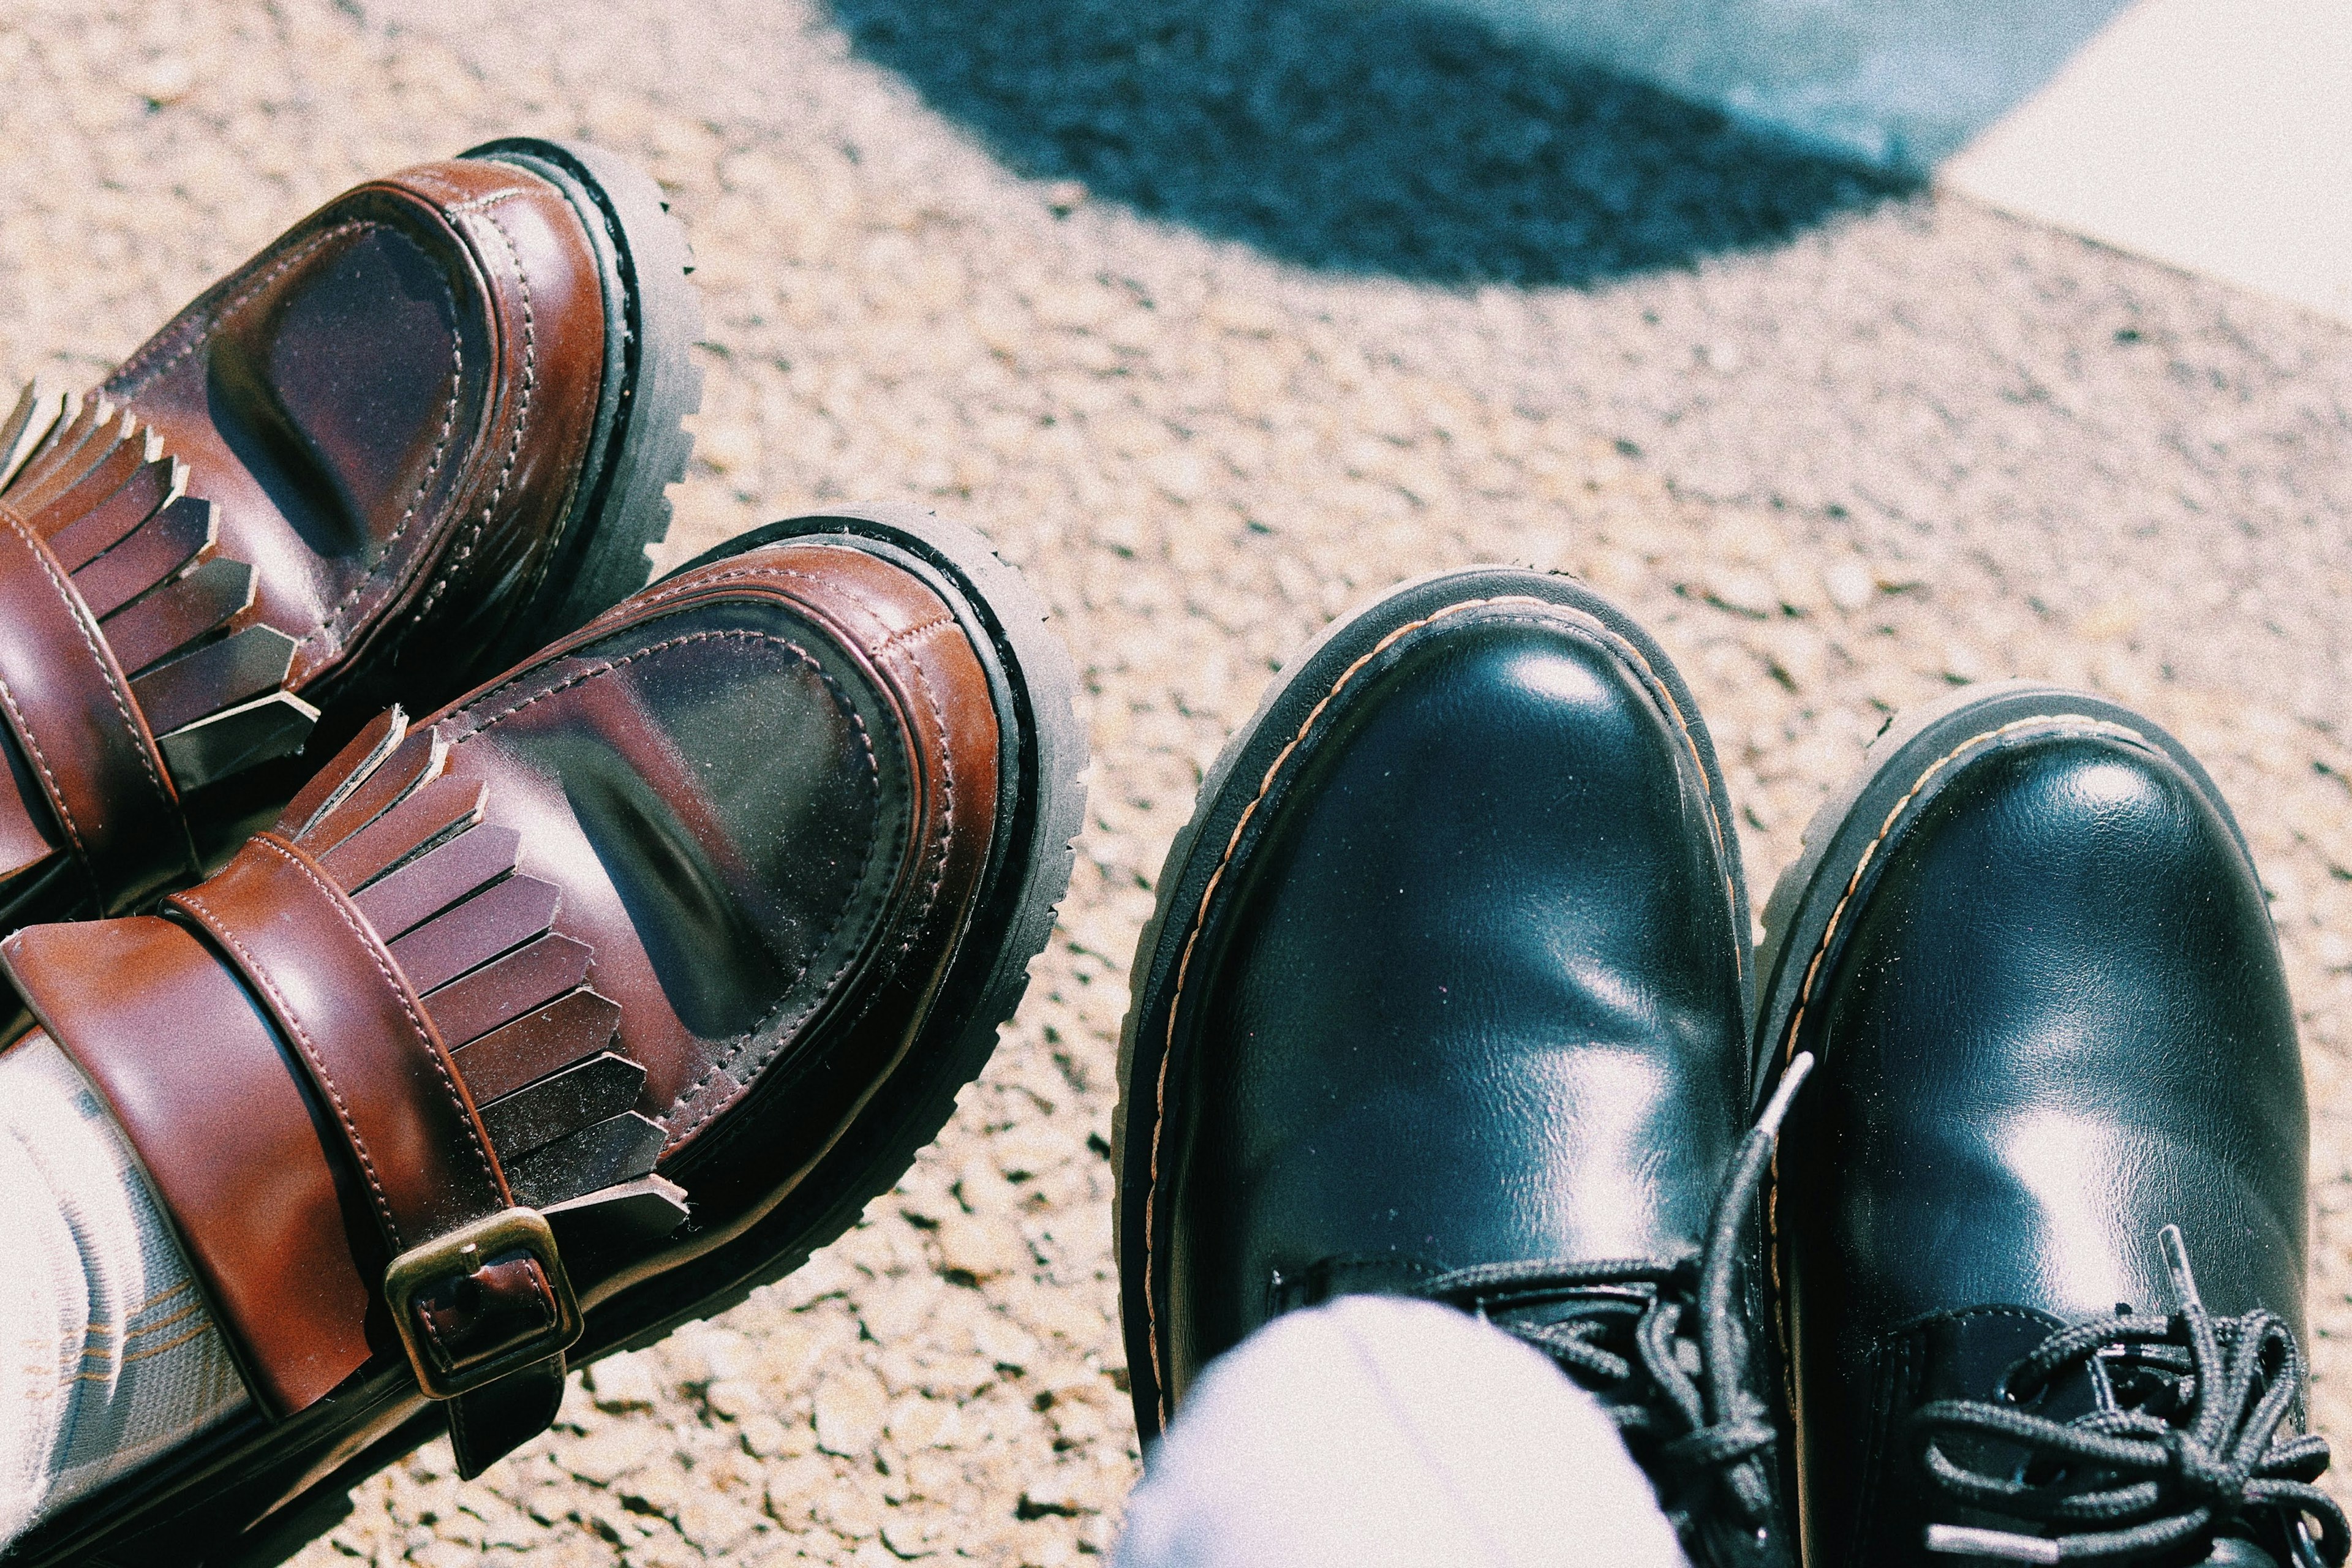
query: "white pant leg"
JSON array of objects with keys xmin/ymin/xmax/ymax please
[{"xmin": 1117, "ymin": 1294, "xmax": 1690, "ymax": 1568}]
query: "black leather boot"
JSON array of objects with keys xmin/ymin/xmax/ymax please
[
  {"xmin": 1115, "ymin": 567, "xmax": 1800, "ymax": 1567},
  {"xmin": 1757, "ymin": 680, "xmax": 2345, "ymax": 1567}
]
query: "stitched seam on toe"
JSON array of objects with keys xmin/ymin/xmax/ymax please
[
  {"xmin": 311, "ymin": 323, "xmax": 463, "ymax": 651},
  {"xmin": 109, "ymin": 224, "xmax": 370, "ymax": 397},
  {"xmin": 1138, "ymin": 595, "xmax": 1711, "ymax": 1428},
  {"xmin": 413, "ymin": 208, "xmax": 533, "ymax": 622},
  {"xmin": 891, "ymin": 644, "xmax": 957, "ymax": 959},
  {"xmin": 1759, "ymin": 714, "xmax": 2149, "ymax": 1361}
]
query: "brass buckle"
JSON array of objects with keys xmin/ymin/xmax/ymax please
[{"xmin": 384, "ymin": 1207, "xmax": 583, "ymax": 1400}]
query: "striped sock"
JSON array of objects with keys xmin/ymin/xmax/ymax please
[{"xmin": 0, "ymin": 1030, "xmax": 249, "ymax": 1547}]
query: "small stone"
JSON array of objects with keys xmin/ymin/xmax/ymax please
[
  {"xmin": 707, "ymin": 1378, "xmax": 766, "ymax": 1420},
  {"xmin": 970, "ymin": 1314, "xmax": 1042, "ymax": 1371},
  {"xmin": 676, "ymin": 1494, "xmax": 765, "ymax": 1555},
  {"xmin": 1041, "ymin": 179, "xmax": 1088, "ymax": 215},
  {"xmin": 406, "ymin": 1541, "xmax": 475, "ymax": 1568},
  {"xmin": 764, "ymin": 1455, "xmax": 832, "ymax": 1521},
  {"xmin": 934, "ymin": 1214, "xmax": 1026, "ymax": 1280},
  {"xmin": 695, "ymin": 420, "xmax": 760, "ymax": 476},
  {"xmin": 740, "ymin": 1414, "xmax": 793, "ymax": 1458},
  {"xmin": 586, "ymin": 1351, "xmax": 660, "ymax": 1411},
  {"xmin": 2076, "ymin": 597, "xmax": 2142, "ymax": 642},
  {"xmin": 885, "ymin": 1392, "xmax": 964, "ymax": 1450},
  {"xmin": 813, "ymin": 1367, "xmax": 889, "ymax": 1457},
  {"xmin": 1823, "ymin": 560, "xmax": 1875, "ymax": 612},
  {"xmin": 553, "ymin": 1424, "xmax": 661, "ymax": 1485},
  {"xmin": 776, "ymin": 1260, "xmax": 861, "ymax": 1316},
  {"xmin": 617, "ymin": 1463, "xmax": 685, "ymax": 1520},
  {"xmin": 816, "ymin": 1480, "xmax": 883, "ymax": 1539},
  {"xmin": 1940, "ymin": 641, "xmax": 1989, "ymax": 684},
  {"xmin": 1705, "ymin": 570, "xmax": 1778, "ymax": 619},
  {"xmin": 880, "ymin": 1510, "xmax": 948, "ymax": 1558},
  {"xmin": 2316, "ymin": 932, "xmax": 2352, "ymax": 971},
  {"xmin": 126, "ymin": 55, "xmax": 197, "ymax": 107},
  {"xmin": 1018, "ymin": 1471, "xmax": 1101, "ymax": 1518}
]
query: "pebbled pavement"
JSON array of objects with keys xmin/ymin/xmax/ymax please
[{"xmin": 0, "ymin": 0, "xmax": 2347, "ymax": 1562}]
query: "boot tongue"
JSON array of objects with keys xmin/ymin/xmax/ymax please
[{"xmin": 1928, "ymin": 1306, "xmax": 2200, "ymax": 1427}]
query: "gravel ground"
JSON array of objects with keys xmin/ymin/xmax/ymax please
[{"xmin": 2, "ymin": 1, "xmax": 2350, "ymax": 1564}]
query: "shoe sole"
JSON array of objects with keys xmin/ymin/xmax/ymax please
[
  {"xmin": 1110, "ymin": 565, "xmax": 1748, "ymax": 1442},
  {"xmin": 461, "ymin": 137, "xmax": 706, "ymax": 658},
  {"xmin": 37, "ymin": 509, "xmax": 1084, "ymax": 1568}
]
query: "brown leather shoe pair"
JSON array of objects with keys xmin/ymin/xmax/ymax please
[{"xmin": 0, "ymin": 149, "xmax": 1086, "ymax": 1566}]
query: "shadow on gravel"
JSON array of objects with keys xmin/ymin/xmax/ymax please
[{"xmin": 829, "ymin": 0, "xmax": 1917, "ymax": 287}]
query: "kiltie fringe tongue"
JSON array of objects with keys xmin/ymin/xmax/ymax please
[
  {"xmin": 0, "ymin": 380, "xmax": 317, "ymax": 799},
  {"xmin": 276, "ymin": 705, "xmax": 679, "ymax": 1216}
]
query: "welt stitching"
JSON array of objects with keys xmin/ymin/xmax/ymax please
[
  {"xmin": 0, "ymin": 510, "xmax": 172, "ymax": 818},
  {"xmin": 628, "ymin": 564, "xmax": 833, "ymax": 609},
  {"xmin": 622, "ymin": 562, "xmax": 958, "ymax": 665},
  {"xmin": 413, "ymin": 207, "xmax": 533, "ymax": 622},
  {"xmin": 660, "ymin": 650, "xmax": 891, "ymax": 1140},
  {"xmin": 311, "ymin": 314, "xmax": 463, "ymax": 649},
  {"xmin": 446, "ymin": 191, "xmax": 525, "ymax": 214},
  {"xmin": 109, "ymin": 224, "xmax": 369, "ymax": 397},
  {"xmin": 175, "ymin": 886, "xmax": 403, "ymax": 1249},
  {"xmin": 459, "ymin": 630, "xmax": 821, "ymax": 736},
  {"xmin": 1759, "ymin": 713, "xmax": 2149, "ymax": 1357},
  {"xmin": 253, "ymin": 832, "xmax": 504, "ymax": 1198},
  {"xmin": 1142, "ymin": 594, "xmax": 1702, "ymax": 1424},
  {"xmin": 873, "ymin": 614, "xmax": 957, "ymax": 657},
  {"xmin": 891, "ymin": 637, "xmax": 958, "ymax": 959}
]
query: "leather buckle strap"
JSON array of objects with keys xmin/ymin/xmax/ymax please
[
  {"xmin": 0, "ymin": 503, "xmax": 193, "ymax": 910},
  {"xmin": 384, "ymin": 1207, "xmax": 582, "ymax": 1399},
  {"xmin": 168, "ymin": 831, "xmax": 571, "ymax": 1411}
]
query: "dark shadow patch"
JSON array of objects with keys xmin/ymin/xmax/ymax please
[{"xmin": 831, "ymin": 0, "xmax": 1917, "ymax": 286}]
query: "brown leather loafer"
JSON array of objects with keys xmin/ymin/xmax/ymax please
[
  {"xmin": 0, "ymin": 138, "xmax": 701, "ymax": 933},
  {"xmin": 1, "ymin": 506, "xmax": 1085, "ymax": 1568}
]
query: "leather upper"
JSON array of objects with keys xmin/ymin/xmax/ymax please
[
  {"xmin": 0, "ymin": 539, "xmax": 1001, "ymax": 1470},
  {"xmin": 0, "ymin": 156, "xmax": 616, "ymax": 924},
  {"xmin": 1774, "ymin": 720, "xmax": 2311, "ymax": 1567},
  {"xmin": 104, "ymin": 159, "xmax": 609, "ymax": 704},
  {"xmin": 1147, "ymin": 600, "xmax": 1752, "ymax": 1400}
]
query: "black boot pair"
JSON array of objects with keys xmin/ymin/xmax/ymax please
[{"xmin": 1112, "ymin": 568, "xmax": 2342, "ymax": 1568}]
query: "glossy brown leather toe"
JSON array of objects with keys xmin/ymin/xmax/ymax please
[
  {"xmin": 0, "ymin": 139, "xmax": 700, "ymax": 932},
  {"xmin": 0, "ymin": 512, "xmax": 1084, "ymax": 1566}
]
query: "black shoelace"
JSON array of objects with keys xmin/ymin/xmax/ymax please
[
  {"xmin": 1409, "ymin": 1053, "xmax": 1817, "ymax": 1549},
  {"xmin": 1913, "ymin": 1226, "xmax": 2349, "ymax": 1566}
]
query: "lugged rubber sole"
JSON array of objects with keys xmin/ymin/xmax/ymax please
[{"xmin": 461, "ymin": 137, "xmax": 706, "ymax": 657}]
